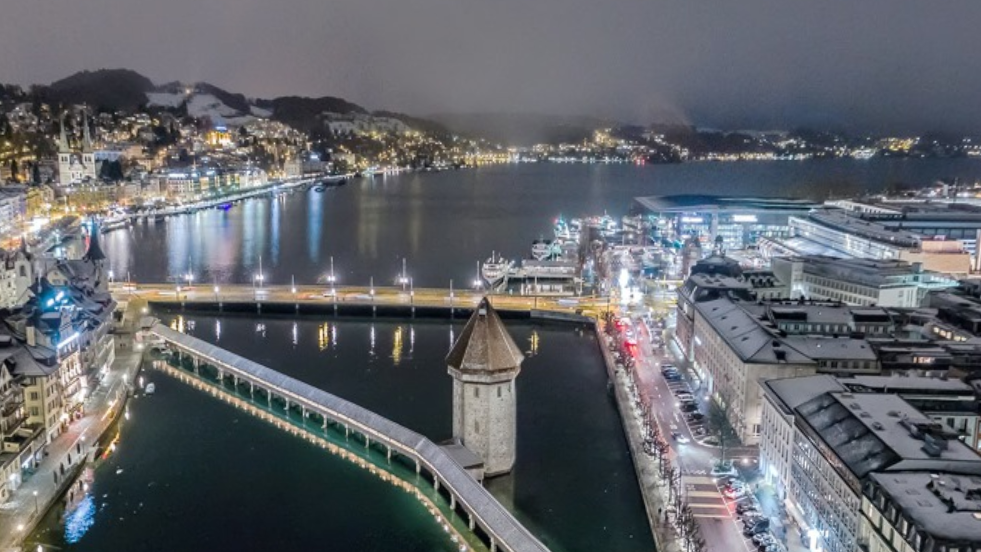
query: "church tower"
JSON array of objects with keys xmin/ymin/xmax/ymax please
[
  {"xmin": 446, "ymin": 298, "xmax": 524, "ymax": 477},
  {"xmin": 57, "ymin": 110, "xmax": 97, "ymax": 186}
]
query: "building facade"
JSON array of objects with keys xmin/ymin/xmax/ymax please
[{"xmin": 771, "ymin": 256, "xmax": 957, "ymax": 308}]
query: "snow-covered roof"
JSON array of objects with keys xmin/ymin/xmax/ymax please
[
  {"xmin": 870, "ymin": 472, "xmax": 981, "ymax": 543},
  {"xmin": 841, "ymin": 375, "xmax": 974, "ymax": 394},
  {"xmin": 796, "ymin": 392, "xmax": 981, "ymax": 480}
]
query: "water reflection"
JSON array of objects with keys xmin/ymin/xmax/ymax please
[
  {"xmin": 64, "ymin": 492, "xmax": 96, "ymax": 544},
  {"xmin": 369, "ymin": 325, "xmax": 376, "ymax": 358},
  {"xmin": 308, "ymin": 188, "xmax": 322, "ymax": 262},
  {"xmin": 528, "ymin": 329, "xmax": 540, "ymax": 357},
  {"xmin": 392, "ymin": 326, "xmax": 404, "ymax": 365}
]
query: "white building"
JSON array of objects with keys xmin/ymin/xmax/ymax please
[
  {"xmin": 771, "ymin": 256, "xmax": 958, "ymax": 308},
  {"xmin": 688, "ymin": 297, "xmax": 880, "ymax": 444},
  {"xmin": 759, "ymin": 377, "xmax": 981, "ymax": 552},
  {"xmin": 860, "ymin": 471, "xmax": 981, "ymax": 552},
  {"xmin": 0, "ymin": 244, "xmax": 35, "ymax": 310},
  {"xmin": 0, "ymin": 186, "xmax": 26, "ymax": 241},
  {"xmin": 787, "ymin": 210, "xmax": 970, "ymax": 274},
  {"xmin": 446, "ymin": 298, "xmax": 524, "ymax": 477}
]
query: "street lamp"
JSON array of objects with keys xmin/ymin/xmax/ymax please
[
  {"xmin": 214, "ymin": 285, "xmax": 220, "ymax": 303},
  {"xmin": 369, "ymin": 277, "xmax": 375, "ymax": 301},
  {"xmin": 473, "ymin": 260, "xmax": 483, "ymax": 291},
  {"xmin": 398, "ymin": 257, "xmax": 408, "ymax": 291},
  {"xmin": 326, "ymin": 256, "xmax": 337, "ymax": 298},
  {"xmin": 33, "ymin": 490, "xmax": 38, "ymax": 515}
]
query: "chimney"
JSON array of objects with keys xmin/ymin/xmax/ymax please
[{"xmin": 26, "ymin": 325, "xmax": 36, "ymax": 347}]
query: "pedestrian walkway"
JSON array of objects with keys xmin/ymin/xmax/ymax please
[
  {"xmin": 0, "ymin": 334, "xmax": 143, "ymax": 552},
  {"xmin": 684, "ymin": 475, "xmax": 730, "ymax": 519},
  {"xmin": 755, "ymin": 487, "xmax": 809, "ymax": 552}
]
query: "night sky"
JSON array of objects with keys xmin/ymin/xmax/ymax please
[{"xmin": 2, "ymin": 0, "xmax": 979, "ymax": 132}]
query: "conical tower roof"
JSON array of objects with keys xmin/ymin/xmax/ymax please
[
  {"xmin": 83, "ymin": 221, "xmax": 106, "ymax": 262},
  {"xmin": 446, "ymin": 297, "xmax": 525, "ymax": 373}
]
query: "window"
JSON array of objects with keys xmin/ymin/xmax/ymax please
[
  {"xmin": 29, "ymin": 392, "xmax": 38, "ymax": 401},
  {"xmin": 30, "ymin": 407, "xmax": 38, "ymax": 416},
  {"xmin": 474, "ymin": 387, "xmax": 479, "ymax": 398}
]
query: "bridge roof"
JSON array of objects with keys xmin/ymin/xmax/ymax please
[{"xmin": 150, "ymin": 322, "xmax": 548, "ymax": 552}]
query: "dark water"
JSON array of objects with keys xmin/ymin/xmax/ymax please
[
  {"xmin": 34, "ymin": 315, "xmax": 650, "ymax": 552},
  {"xmin": 29, "ymin": 375, "xmax": 457, "ymax": 552},
  {"xmin": 102, "ymin": 160, "xmax": 981, "ymax": 288}
]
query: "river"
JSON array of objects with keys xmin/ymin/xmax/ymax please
[
  {"xmin": 101, "ymin": 159, "xmax": 981, "ymax": 288},
  {"xmin": 30, "ymin": 314, "xmax": 650, "ymax": 552}
]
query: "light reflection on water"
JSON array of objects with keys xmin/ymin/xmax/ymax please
[{"xmin": 64, "ymin": 494, "xmax": 96, "ymax": 544}]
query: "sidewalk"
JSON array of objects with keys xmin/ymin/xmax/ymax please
[
  {"xmin": 0, "ymin": 334, "xmax": 144, "ymax": 552},
  {"xmin": 596, "ymin": 322, "xmax": 683, "ymax": 552}
]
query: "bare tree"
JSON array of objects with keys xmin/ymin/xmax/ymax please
[{"xmin": 707, "ymin": 390, "xmax": 740, "ymax": 466}]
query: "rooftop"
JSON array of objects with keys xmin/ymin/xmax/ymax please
[
  {"xmin": 796, "ymin": 392, "xmax": 981, "ymax": 480},
  {"xmin": 446, "ymin": 298, "xmax": 525, "ymax": 373},
  {"xmin": 840, "ymin": 375, "xmax": 974, "ymax": 394},
  {"xmin": 798, "ymin": 210, "xmax": 923, "ymax": 248},
  {"xmin": 635, "ymin": 194, "xmax": 818, "ymax": 213},
  {"xmin": 870, "ymin": 471, "xmax": 981, "ymax": 543}
]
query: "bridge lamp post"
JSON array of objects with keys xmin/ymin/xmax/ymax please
[
  {"xmin": 213, "ymin": 285, "xmax": 220, "ymax": 304},
  {"xmin": 370, "ymin": 277, "xmax": 375, "ymax": 303},
  {"xmin": 410, "ymin": 277, "xmax": 414, "ymax": 307},
  {"xmin": 398, "ymin": 257, "xmax": 409, "ymax": 292},
  {"xmin": 32, "ymin": 490, "xmax": 38, "ymax": 515},
  {"xmin": 473, "ymin": 260, "xmax": 483, "ymax": 292},
  {"xmin": 327, "ymin": 256, "xmax": 337, "ymax": 298},
  {"xmin": 107, "ymin": 269, "xmax": 114, "ymax": 283}
]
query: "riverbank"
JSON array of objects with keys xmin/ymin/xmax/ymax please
[
  {"xmin": 595, "ymin": 320, "xmax": 682, "ymax": 552},
  {"xmin": 0, "ymin": 334, "xmax": 144, "ymax": 552}
]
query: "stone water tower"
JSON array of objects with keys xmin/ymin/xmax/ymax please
[{"xmin": 446, "ymin": 297, "xmax": 524, "ymax": 477}]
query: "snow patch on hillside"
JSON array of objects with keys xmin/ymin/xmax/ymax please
[{"xmin": 146, "ymin": 92, "xmax": 186, "ymax": 108}]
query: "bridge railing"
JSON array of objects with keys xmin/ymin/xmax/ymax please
[{"xmin": 149, "ymin": 322, "xmax": 549, "ymax": 552}]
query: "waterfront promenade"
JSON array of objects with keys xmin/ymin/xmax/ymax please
[{"xmin": 0, "ymin": 310, "xmax": 145, "ymax": 552}]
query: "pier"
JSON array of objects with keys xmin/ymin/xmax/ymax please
[{"xmin": 146, "ymin": 322, "xmax": 551, "ymax": 552}]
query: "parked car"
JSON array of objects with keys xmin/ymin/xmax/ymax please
[
  {"xmin": 681, "ymin": 403, "xmax": 699, "ymax": 412},
  {"xmin": 670, "ymin": 432, "xmax": 691, "ymax": 444},
  {"xmin": 687, "ymin": 412, "xmax": 705, "ymax": 421},
  {"xmin": 737, "ymin": 501, "xmax": 760, "ymax": 515}
]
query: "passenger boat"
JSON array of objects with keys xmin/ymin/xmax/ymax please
[
  {"xmin": 531, "ymin": 239, "xmax": 554, "ymax": 261},
  {"xmin": 481, "ymin": 252, "xmax": 513, "ymax": 287}
]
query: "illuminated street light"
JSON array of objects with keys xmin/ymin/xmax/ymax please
[
  {"xmin": 33, "ymin": 490, "xmax": 38, "ymax": 515},
  {"xmin": 398, "ymin": 258, "xmax": 409, "ymax": 291},
  {"xmin": 473, "ymin": 260, "xmax": 483, "ymax": 290}
]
